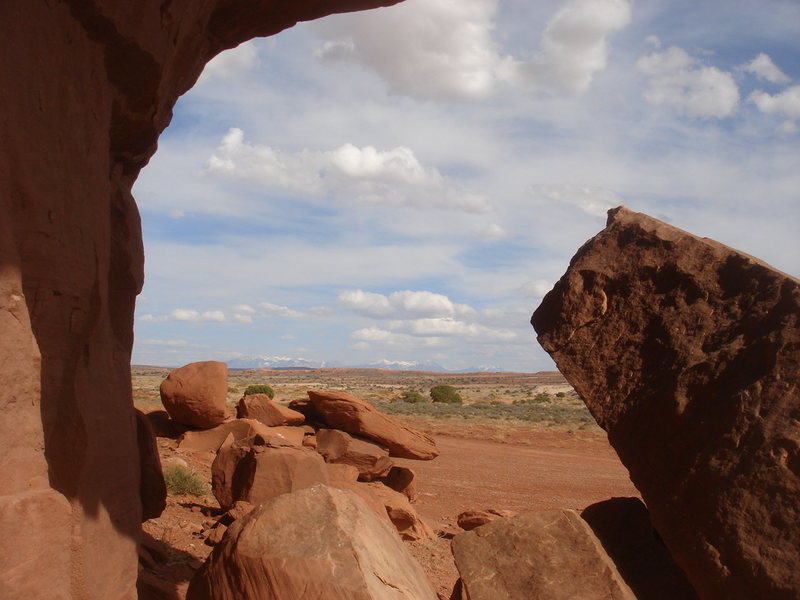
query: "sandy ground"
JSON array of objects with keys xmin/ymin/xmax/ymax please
[{"xmin": 139, "ymin": 422, "xmax": 639, "ymax": 599}]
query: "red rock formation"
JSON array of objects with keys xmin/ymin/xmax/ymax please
[
  {"xmin": 533, "ymin": 207, "xmax": 800, "ymax": 600},
  {"xmin": 237, "ymin": 393, "xmax": 305, "ymax": 426},
  {"xmin": 308, "ymin": 390, "xmax": 440, "ymax": 459},
  {"xmin": 0, "ymin": 1, "xmax": 403, "ymax": 597},
  {"xmin": 160, "ymin": 361, "xmax": 228, "ymax": 428},
  {"xmin": 316, "ymin": 428, "xmax": 394, "ymax": 481}
]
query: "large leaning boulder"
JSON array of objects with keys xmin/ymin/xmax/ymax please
[
  {"xmin": 187, "ymin": 485, "xmax": 437, "ymax": 600},
  {"xmin": 237, "ymin": 394, "xmax": 305, "ymax": 426},
  {"xmin": 451, "ymin": 510, "xmax": 635, "ymax": 600},
  {"xmin": 308, "ymin": 390, "xmax": 439, "ymax": 460},
  {"xmin": 316, "ymin": 428, "xmax": 394, "ymax": 481},
  {"xmin": 532, "ymin": 206, "xmax": 800, "ymax": 600},
  {"xmin": 160, "ymin": 361, "xmax": 228, "ymax": 429}
]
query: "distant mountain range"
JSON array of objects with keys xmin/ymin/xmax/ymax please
[{"xmin": 225, "ymin": 355, "xmax": 505, "ymax": 373}]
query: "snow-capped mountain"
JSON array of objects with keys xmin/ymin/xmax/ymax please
[{"xmin": 225, "ymin": 356, "xmax": 504, "ymax": 373}]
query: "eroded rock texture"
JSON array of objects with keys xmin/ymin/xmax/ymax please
[
  {"xmin": 0, "ymin": 1, "xmax": 401, "ymax": 598},
  {"xmin": 532, "ymin": 206, "xmax": 800, "ymax": 600}
]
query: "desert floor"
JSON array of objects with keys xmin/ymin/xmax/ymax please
[{"xmin": 135, "ymin": 367, "xmax": 639, "ymax": 599}]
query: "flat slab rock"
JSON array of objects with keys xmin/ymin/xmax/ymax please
[
  {"xmin": 187, "ymin": 484, "xmax": 437, "ymax": 600},
  {"xmin": 532, "ymin": 206, "xmax": 800, "ymax": 600},
  {"xmin": 451, "ymin": 509, "xmax": 635, "ymax": 600},
  {"xmin": 307, "ymin": 390, "xmax": 439, "ymax": 460}
]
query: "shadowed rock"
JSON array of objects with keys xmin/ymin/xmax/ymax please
[{"xmin": 532, "ymin": 206, "xmax": 800, "ymax": 600}]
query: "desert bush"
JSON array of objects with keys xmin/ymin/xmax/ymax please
[
  {"xmin": 555, "ymin": 391, "xmax": 566, "ymax": 398},
  {"xmin": 163, "ymin": 464, "xmax": 209, "ymax": 497},
  {"xmin": 400, "ymin": 390, "xmax": 427, "ymax": 403},
  {"xmin": 244, "ymin": 384, "xmax": 275, "ymax": 398},
  {"xmin": 430, "ymin": 384, "xmax": 463, "ymax": 404}
]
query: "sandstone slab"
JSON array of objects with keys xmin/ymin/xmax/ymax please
[
  {"xmin": 317, "ymin": 428, "xmax": 394, "ymax": 480},
  {"xmin": 451, "ymin": 509, "xmax": 635, "ymax": 600},
  {"xmin": 381, "ymin": 465, "xmax": 418, "ymax": 501},
  {"xmin": 187, "ymin": 484, "xmax": 437, "ymax": 600},
  {"xmin": 237, "ymin": 394, "xmax": 305, "ymax": 426},
  {"xmin": 365, "ymin": 482, "xmax": 434, "ymax": 541},
  {"xmin": 160, "ymin": 361, "xmax": 228, "ymax": 429},
  {"xmin": 211, "ymin": 436, "xmax": 329, "ymax": 511},
  {"xmin": 456, "ymin": 508, "xmax": 516, "ymax": 531},
  {"xmin": 308, "ymin": 390, "xmax": 439, "ymax": 460},
  {"xmin": 532, "ymin": 207, "xmax": 800, "ymax": 600}
]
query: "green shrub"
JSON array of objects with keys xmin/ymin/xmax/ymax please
[
  {"xmin": 400, "ymin": 390, "xmax": 427, "ymax": 403},
  {"xmin": 555, "ymin": 391, "xmax": 566, "ymax": 398},
  {"xmin": 163, "ymin": 464, "xmax": 209, "ymax": 497},
  {"xmin": 244, "ymin": 384, "xmax": 275, "ymax": 398},
  {"xmin": 430, "ymin": 384, "xmax": 463, "ymax": 404}
]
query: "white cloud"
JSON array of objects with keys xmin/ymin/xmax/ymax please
[
  {"xmin": 338, "ymin": 289, "xmax": 475, "ymax": 320},
  {"xmin": 405, "ymin": 317, "xmax": 518, "ymax": 340},
  {"xmin": 749, "ymin": 85, "xmax": 800, "ymax": 119},
  {"xmin": 637, "ymin": 46, "xmax": 740, "ymax": 118},
  {"xmin": 530, "ymin": 183, "xmax": 622, "ymax": 217},
  {"xmin": 257, "ymin": 302, "xmax": 304, "ymax": 319},
  {"xmin": 314, "ymin": 0, "xmax": 507, "ymax": 100},
  {"xmin": 139, "ymin": 339, "xmax": 190, "ymax": 347},
  {"xmin": 198, "ymin": 41, "xmax": 260, "ymax": 82},
  {"xmin": 139, "ymin": 309, "xmax": 227, "ymax": 323},
  {"xmin": 514, "ymin": 0, "xmax": 632, "ymax": 94},
  {"xmin": 477, "ymin": 223, "xmax": 510, "ymax": 240},
  {"xmin": 520, "ymin": 280, "xmax": 553, "ymax": 299},
  {"xmin": 740, "ymin": 53, "xmax": 790, "ymax": 84},
  {"xmin": 206, "ymin": 129, "xmax": 491, "ymax": 213}
]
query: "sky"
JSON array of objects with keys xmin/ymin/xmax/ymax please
[{"xmin": 132, "ymin": 0, "xmax": 800, "ymax": 372}]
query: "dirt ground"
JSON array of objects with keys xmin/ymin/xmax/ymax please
[{"xmin": 139, "ymin": 415, "xmax": 639, "ymax": 599}]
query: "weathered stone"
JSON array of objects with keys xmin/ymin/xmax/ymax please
[
  {"xmin": 581, "ymin": 498, "xmax": 698, "ymax": 600},
  {"xmin": 456, "ymin": 508, "xmax": 516, "ymax": 531},
  {"xmin": 451, "ymin": 510, "xmax": 635, "ymax": 600},
  {"xmin": 187, "ymin": 485, "xmax": 437, "ymax": 600},
  {"xmin": 532, "ymin": 206, "xmax": 800, "ymax": 600},
  {"xmin": 160, "ymin": 361, "xmax": 228, "ymax": 429},
  {"xmin": 1, "ymin": 1, "xmax": 405, "ymax": 597},
  {"xmin": 366, "ymin": 482, "xmax": 435, "ymax": 541},
  {"xmin": 135, "ymin": 409, "xmax": 166, "ymax": 521},
  {"xmin": 179, "ymin": 419, "xmax": 272, "ymax": 452},
  {"xmin": 211, "ymin": 436, "xmax": 329, "ymax": 511},
  {"xmin": 308, "ymin": 390, "xmax": 439, "ymax": 459},
  {"xmin": 237, "ymin": 394, "xmax": 305, "ymax": 426},
  {"xmin": 381, "ymin": 465, "xmax": 418, "ymax": 501},
  {"xmin": 316, "ymin": 428, "xmax": 394, "ymax": 480}
]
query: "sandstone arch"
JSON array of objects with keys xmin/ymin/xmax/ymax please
[{"xmin": 0, "ymin": 2, "xmax": 400, "ymax": 598}]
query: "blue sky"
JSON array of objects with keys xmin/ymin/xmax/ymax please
[{"xmin": 132, "ymin": 0, "xmax": 800, "ymax": 371}]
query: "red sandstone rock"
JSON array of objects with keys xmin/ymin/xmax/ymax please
[
  {"xmin": 211, "ymin": 436, "xmax": 329, "ymax": 511},
  {"xmin": 188, "ymin": 485, "xmax": 437, "ymax": 600},
  {"xmin": 316, "ymin": 428, "xmax": 394, "ymax": 480},
  {"xmin": 160, "ymin": 361, "xmax": 228, "ymax": 428},
  {"xmin": 308, "ymin": 390, "xmax": 439, "ymax": 460},
  {"xmin": 451, "ymin": 510, "xmax": 635, "ymax": 600},
  {"xmin": 365, "ymin": 482, "xmax": 434, "ymax": 541},
  {"xmin": 456, "ymin": 508, "xmax": 516, "ymax": 531},
  {"xmin": 381, "ymin": 465, "xmax": 418, "ymax": 501},
  {"xmin": 0, "ymin": 1, "xmax": 423, "ymax": 596},
  {"xmin": 237, "ymin": 394, "xmax": 305, "ymax": 426},
  {"xmin": 135, "ymin": 409, "xmax": 166, "ymax": 521},
  {"xmin": 179, "ymin": 418, "xmax": 273, "ymax": 452},
  {"xmin": 532, "ymin": 207, "xmax": 800, "ymax": 600}
]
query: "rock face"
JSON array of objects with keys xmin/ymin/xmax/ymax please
[
  {"xmin": 135, "ymin": 409, "xmax": 167, "ymax": 521},
  {"xmin": 1, "ymin": 1, "xmax": 401, "ymax": 596},
  {"xmin": 211, "ymin": 436, "xmax": 330, "ymax": 511},
  {"xmin": 237, "ymin": 394, "xmax": 305, "ymax": 426},
  {"xmin": 308, "ymin": 390, "xmax": 439, "ymax": 459},
  {"xmin": 456, "ymin": 508, "xmax": 516, "ymax": 531},
  {"xmin": 160, "ymin": 361, "xmax": 228, "ymax": 428},
  {"xmin": 316, "ymin": 428, "xmax": 394, "ymax": 480},
  {"xmin": 532, "ymin": 207, "xmax": 800, "ymax": 600},
  {"xmin": 451, "ymin": 510, "xmax": 635, "ymax": 600},
  {"xmin": 187, "ymin": 484, "xmax": 437, "ymax": 600}
]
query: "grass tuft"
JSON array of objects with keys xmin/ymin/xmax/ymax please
[{"xmin": 163, "ymin": 464, "xmax": 209, "ymax": 497}]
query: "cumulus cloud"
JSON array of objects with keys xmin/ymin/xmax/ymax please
[
  {"xmin": 740, "ymin": 53, "xmax": 790, "ymax": 84},
  {"xmin": 530, "ymin": 183, "xmax": 622, "ymax": 217},
  {"xmin": 338, "ymin": 289, "xmax": 475, "ymax": 320},
  {"xmin": 139, "ymin": 301, "xmax": 306, "ymax": 324},
  {"xmin": 314, "ymin": 0, "xmax": 629, "ymax": 99},
  {"xmin": 749, "ymin": 86, "xmax": 800, "ymax": 119},
  {"xmin": 477, "ymin": 223, "xmax": 510, "ymax": 240},
  {"xmin": 637, "ymin": 46, "xmax": 740, "ymax": 118},
  {"xmin": 315, "ymin": 0, "xmax": 507, "ymax": 100},
  {"xmin": 206, "ymin": 129, "xmax": 491, "ymax": 213},
  {"xmin": 199, "ymin": 41, "xmax": 260, "ymax": 82},
  {"xmin": 513, "ymin": 0, "xmax": 632, "ymax": 94}
]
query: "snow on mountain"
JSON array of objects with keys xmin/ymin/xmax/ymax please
[{"xmin": 226, "ymin": 356, "xmax": 504, "ymax": 373}]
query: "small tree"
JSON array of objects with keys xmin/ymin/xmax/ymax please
[
  {"xmin": 430, "ymin": 384, "xmax": 463, "ymax": 404},
  {"xmin": 400, "ymin": 390, "xmax": 427, "ymax": 403},
  {"xmin": 244, "ymin": 384, "xmax": 275, "ymax": 399}
]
